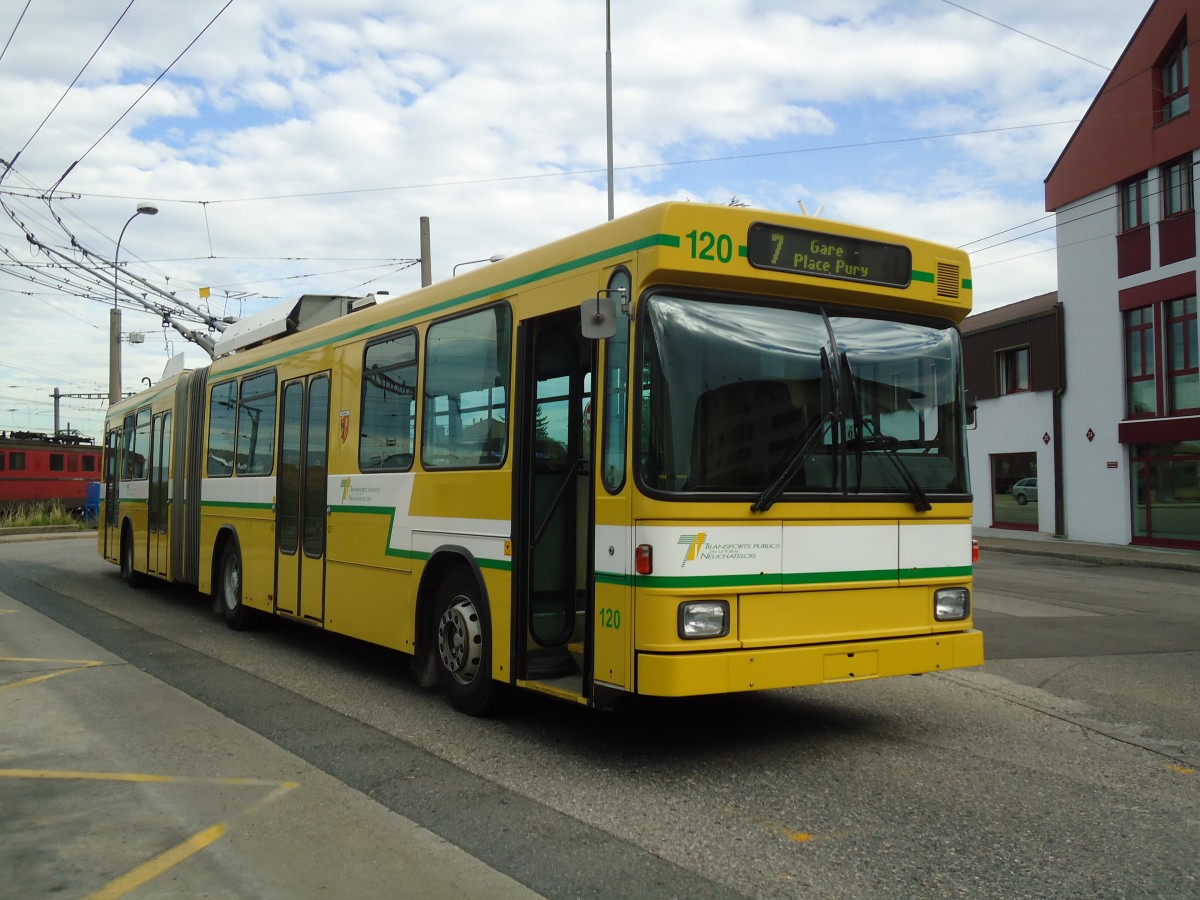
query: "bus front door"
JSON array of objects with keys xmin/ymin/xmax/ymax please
[
  {"xmin": 514, "ymin": 310, "xmax": 595, "ymax": 695},
  {"xmin": 275, "ymin": 374, "xmax": 330, "ymax": 623}
]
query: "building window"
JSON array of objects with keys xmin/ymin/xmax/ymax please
[
  {"xmin": 1160, "ymin": 31, "xmax": 1189, "ymax": 122},
  {"xmin": 1125, "ymin": 307, "xmax": 1157, "ymax": 417},
  {"xmin": 999, "ymin": 346, "xmax": 1030, "ymax": 394},
  {"xmin": 1168, "ymin": 296, "xmax": 1200, "ymax": 413},
  {"xmin": 1120, "ymin": 174, "xmax": 1150, "ymax": 231},
  {"xmin": 1163, "ymin": 157, "xmax": 1194, "ymax": 216}
]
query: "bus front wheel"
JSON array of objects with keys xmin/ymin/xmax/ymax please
[
  {"xmin": 433, "ymin": 569, "xmax": 506, "ymax": 716},
  {"xmin": 218, "ymin": 542, "xmax": 254, "ymax": 631}
]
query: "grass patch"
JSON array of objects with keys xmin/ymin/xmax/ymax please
[{"xmin": 0, "ymin": 500, "xmax": 86, "ymax": 529}]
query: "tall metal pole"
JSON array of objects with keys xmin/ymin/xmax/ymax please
[
  {"xmin": 419, "ymin": 216, "xmax": 432, "ymax": 287},
  {"xmin": 109, "ymin": 204, "xmax": 158, "ymax": 405},
  {"xmin": 606, "ymin": 0, "xmax": 615, "ymax": 221}
]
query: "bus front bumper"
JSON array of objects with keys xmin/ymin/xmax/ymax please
[{"xmin": 636, "ymin": 629, "xmax": 983, "ymax": 697}]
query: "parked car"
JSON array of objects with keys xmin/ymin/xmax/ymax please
[{"xmin": 1013, "ymin": 477, "xmax": 1038, "ymax": 505}]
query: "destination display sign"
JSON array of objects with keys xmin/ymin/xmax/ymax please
[{"xmin": 746, "ymin": 223, "xmax": 912, "ymax": 288}]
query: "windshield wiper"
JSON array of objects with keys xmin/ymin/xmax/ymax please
[
  {"xmin": 840, "ymin": 351, "xmax": 932, "ymax": 512},
  {"xmin": 750, "ymin": 408, "xmax": 835, "ymax": 513},
  {"xmin": 861, "ymin": 433, "xmax": 932, "ymax": 512},
  {"xmin": 751, "ymin": 346, "xmax": 837, "ymax": 513}
]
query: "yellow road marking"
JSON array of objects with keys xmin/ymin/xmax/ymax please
[
  {"xmin": 1, "ymin": 656, "xmax": 105, "ymax": 665},
  {"xmin": 84, "ymin": 823, "xmax": 229, "ymax": 900},
  {"xmin": 1165, "ymin": 764, "xmax": 1195, "ymax": 776},
  {"xmin": 0, "ymin": 769, "xmax": 293, "ymax": 787},
  {"xmin": 0, "ymin": 769, "xmax": 301, "ymax": 897},
  {"xmin": 0, "ymin": 657, "xmax": 106, "ymax": 692}
]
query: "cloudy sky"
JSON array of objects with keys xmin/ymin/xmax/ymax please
[{"xmin": 1, "ymin": 0, "xmax": 1152, "ymax": 440}]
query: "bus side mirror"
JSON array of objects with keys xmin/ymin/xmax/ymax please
[
  {"xmin": 581, "ymin": 295, "xmax": 618, "ymax": 340},
  {"xmin": 964, "ymin": 389, "xmax": 977, "ymax": 429}
]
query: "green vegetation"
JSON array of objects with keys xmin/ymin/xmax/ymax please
[{"xmin": 0, "ymin": 500, "xmax": 86, "ymax": 529}]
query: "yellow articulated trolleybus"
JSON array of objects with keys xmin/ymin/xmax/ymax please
[{"xmin": 100, "ymin": 202, "xmax": 983, "ymax": 715}]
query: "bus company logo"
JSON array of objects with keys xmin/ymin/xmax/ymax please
[
  {"xmin": 340, "ymin": 477, "xmax": 383, "ymax": 504},
  {"xmin": 678, "ymin": 532, "xmax": 781, "ymax": 567},
  {"xmin": 678, "ymin": 532, "xmax": 707, "ymax": 567}
]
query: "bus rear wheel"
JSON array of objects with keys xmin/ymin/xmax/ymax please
[
  {"xmin": 433, "ymin": 569, "xmax": 506, "ymax": 716},
  {"xmin": 120, "ymin": 528, "xmax": 146, "ymax": 589}
]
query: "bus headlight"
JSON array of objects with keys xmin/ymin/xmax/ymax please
[
  {"xmin": 934, "ymin": 588, "xmax": 970, "ymax": 621},
  {"xmin": 679, "ymin": 600, "xmax": 729, "ymax": 639}
]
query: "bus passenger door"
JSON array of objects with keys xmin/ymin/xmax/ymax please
[
  {"xmin": 276, "ymin": 374, "xmax": 330, "ymax": 623},
  {"xmin": 514, "ymin": 310, "xmax": 595, "ymax": 695},
  {"xmin": 102, "ymin": 427, "xmax": 121, "ymax": 561},
  {"xmin": 148, "ymin": 411, "xmax": 172, "ymax": 577}
]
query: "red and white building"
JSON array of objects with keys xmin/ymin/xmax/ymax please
[{"xmin": 1041, "ymin": 0, "xmax": 1199, "ymax": 548}]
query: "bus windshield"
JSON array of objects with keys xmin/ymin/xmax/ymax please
[{"xmin": 638, "ymin": 293, "xmax": 970, "ymax": 505}]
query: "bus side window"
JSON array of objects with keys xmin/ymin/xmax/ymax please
[
  {"xmin": 132, "ymin": 408, "xmax": 151, "ymax": 480},
  {"xmin": 237, "ymin": 371, "xmax": 278, "ymax": 475},
  {"xmin": 360, "ymin": 331, "xmax": 417, "ymax": 471},
  {"xmin": 601, "ymin": 268, "xmax": 631, "ymax": 493},
  {"xmin": 122, "ymin": 414, "xmax": 136, "ymax": 480},
  {"xmin": 208, "ymin": 381, "xmax": 238, "ymax": 476},
  {"xmin": 422, "ymin": 305, "xmax": 511, "ymax": 469}
]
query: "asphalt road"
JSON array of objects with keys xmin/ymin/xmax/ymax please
[{"xmin": 2, "ymin": 536, "xmax": 1198, "ymax": 899}]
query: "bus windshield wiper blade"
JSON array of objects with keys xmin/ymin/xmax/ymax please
[
  {"xmin": 863, "ymin": 434, "xmax": 932, "ymax": 512},
  {"xmin": 751, "ymin": 408, "xmax": 834, "ymax": 513},
  {"xmin": 838, "ymin": 349, "xmax": 930, "ymax": 512}
]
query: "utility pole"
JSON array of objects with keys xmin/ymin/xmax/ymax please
[
  {"xmin": 420, "ymin": 216, "xmax": 432, "ymax": 287},
  {"xmin": 606, "ymin": 0, "xmax": 615, "ymax": 221},
  {"xmin": 110, "ymin": 204, "xmax": 158, "ymax": 405}
]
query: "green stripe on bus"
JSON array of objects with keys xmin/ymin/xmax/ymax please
[
  {"xmin": 619, "ymin": 565, "xmax": 969, "ymax": 590},
  {"xmin": 329, "ymin": 506, "xmax": 512, "ymax": 571},
  {"xmin": 595, "ymin": 571, "xmax": 632, "ymax": 586},
  {"xmin": 218, "ymin": 232, "xmax": 681, "ymax": 377},
  {"xmin": 200, "ymin": 500, "xmax": 273, "ymax": 511},
  {"xmin": 783, "ymin": 568, "xmax": 899, "ymax": 585},
  {"xmin": 634, "ymin": 572, "xmax": 782, "ymax": 589},
  {"xmin": 899, "ymin": 565, "xmax": 972, "ymax": 580},
  {"xmin": 912, "ymin": 270, "xmax": 971, "ymax": 292}
]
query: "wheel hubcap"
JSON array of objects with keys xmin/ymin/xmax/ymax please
[
  {"xmin": 437, "ymin": 596, "xmax": 482, "ymax": 684},
  {"xmin": 224, "ymin": 558, "xmax": 240, "ymax": 611}
]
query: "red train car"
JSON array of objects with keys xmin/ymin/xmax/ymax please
[{"xmin": 0, "ymin": 430, "xmax": 102, "ymax": 511}]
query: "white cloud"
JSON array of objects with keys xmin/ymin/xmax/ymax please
[{"xmin": 0, "ymin": 0, "xmax": 1154, "ymax": 439}]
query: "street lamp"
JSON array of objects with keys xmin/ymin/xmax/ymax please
[
  {"xmin": 452, "ymin": 254, "xmax": 505, "ymax": 277},
  {"xmin": 109, "ymin": 203, "xmax": 158, "ymax": 405}
]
